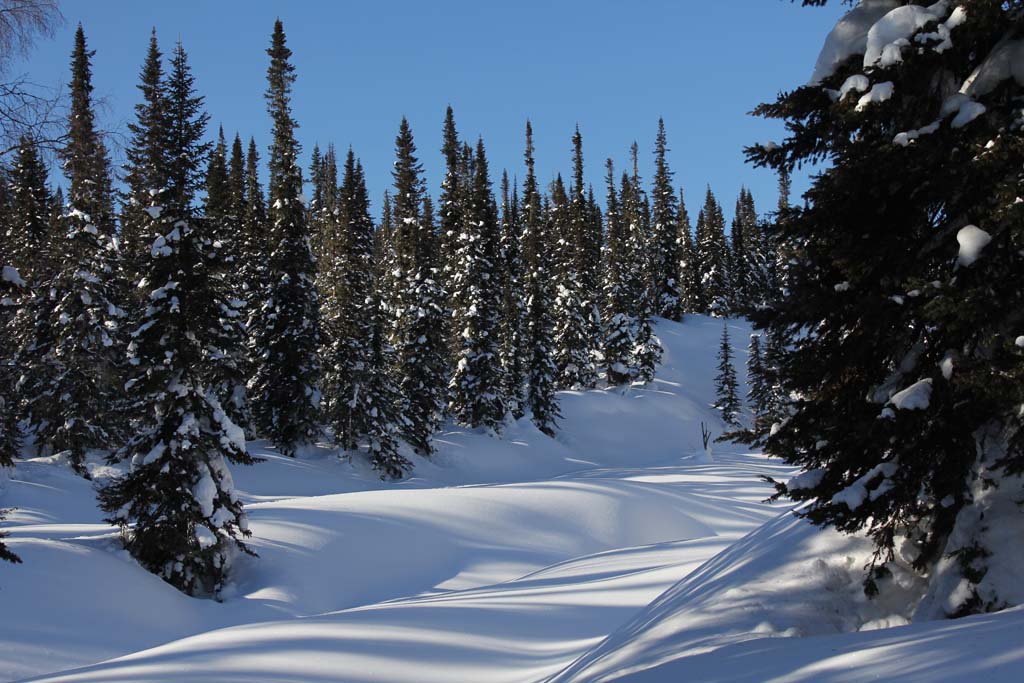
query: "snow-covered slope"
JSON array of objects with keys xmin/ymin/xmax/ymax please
[
  {"xmin": 3, "ymin": 315, "xmax": 1021, "ymax": 683},
  {"xmin": 2, "ymin": 316, "xmax": 786, "ymax": 683}
]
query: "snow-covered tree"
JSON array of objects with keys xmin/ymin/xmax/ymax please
[
  {"xmin": 676, "ymin": 188, "xmax": 700, "ymax": 315},
  {"xmin": 601, "ymin": 159, "xmax": 634, "ymax": 386},
  {"xmin": 26, "ymin": 26, "xmax": 124, "ymax": 476},
  {"xmin": 752, "ymin": 0, "xmax": 1024, "ymax": 614},
  {"xmin": 249, "ymin": 20, "xmax": 322, "ymax": 455},
  {"xmin": 650, "ymin": 119, "xmax": 681, "ymax": 319},
  {"xmin": 98, "ymin": 38, "xmax": 254, "ymax": 598},
  {"xmin": 696, "ymin": 186, "xmax": 730, "ymax": 316},
  {"xmin": 521, "ymin": 122, "xmax": 561, "ymax": 435},
  {"xmin": 499, "ymin": 172, "xmax": 529, "ymax": 418},
  {"xmin": 448, "ymin": 138, "xmax": 506, "ymax": 431},
  {"xmin": 713, "ymin": 323, "xmax": 741, "ymax": 427},
  {"xmin": 390, "ymin": 118, "xmax": 446, "ymax": 457}
]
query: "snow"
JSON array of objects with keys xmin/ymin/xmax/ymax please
[
  {"xmin": 3, "ymin": 316, "xmax": 1022, "ymax": 683},
  {"xmin": 838, "ymin": 74, "xmax": 870, "ymax": 100},
  {"xmin": 950, "ymin": 99, "xmax": 986, "ymax": 128},
  {"xmin": 961, "ymin": 39, "xmax": 1024, "ymax": 98},
  {"xmin": 1, "ymin": 265, "xmax": 25, "ymax": 287},
  {"xmin": 863, "ymin": 2, "xmax": 953, "ymax": 70},
  {"xmin": 889, "ymin": 378, "xmax": 933, "ymax": 411},
  {"xmin": 810, "ymin": 0, "xmax": 900, "ymax": 84},
  {"xmin": 1016, "ymin": 336, "xmax": 1024, "ymax": 349},
  {"xmin": 956, "ymin": 224, "xmax": 992, "ymax": 267},
  {"xmin": 855, "ymin": 81, "xmax": 894, "ymax": 111}
]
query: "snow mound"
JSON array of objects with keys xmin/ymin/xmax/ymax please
[{"xmin": 810, "ymin": 0, "xmax": 900, "ymax": 84}]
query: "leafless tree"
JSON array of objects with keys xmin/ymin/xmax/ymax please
[{"xmin": 0, "ymin": 0, "xmax": 64, "ymax": 158}]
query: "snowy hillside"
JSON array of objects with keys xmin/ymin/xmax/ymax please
[{"xmin": 2, "ymin": 316, "xmax": 1021, "ymax": 683}]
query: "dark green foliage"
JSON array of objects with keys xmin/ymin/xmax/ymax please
[
  {"xmin": 650, "ymin": 119, "xmax": 681, "ymax": 319},
  {"xmin": 750, "ymin": 0, "xmax": 1024, "ymax": 614},
  {"xmin": 521, "ymin": 122, "xmax": 561, "ymax": 435},
  {"xmin": 499, "ymin": 172, "xmax": 528, "ymax": 418},
  {"xmin": 713, "ymin": 323, "xmax": 741, "ymax": 427},
  {"xmin": 390, "ymin": 118, "xmax": 446, "ymax": 458},
  {"xmin": 249, "ymin": 20, "xmax": 322, "ymax": 455},
  {"xmin": 676, "ymin": 189, "xmax": 700, "ymax": 314},
  {"xmin": 448, "ymin": 138, "xmax": 506, "ymax": 431},
  {"xmin": 695, "ymin": 186, "xmax": 730, "ymax": 315},
  {"xmin": 322, "ymin": 150, "xmax": 376, "ymax": 452},
  {"xmin": 27, "ymin": 26, "xmax": 123, "ymax": 476},
  {"xmin": 62, "ymin": 25, "xmax": 115, "ymax": 237},
  {"xmin": 121, "ymin": 30, "xmax": 169, "ymax": 278},
  {"xmin": 601, "ymin": 159, "xmax": 634, "ymax": 386},
  {"xmin": 99, "ymin": 38, "xmax": 253, "ymax": 596}
]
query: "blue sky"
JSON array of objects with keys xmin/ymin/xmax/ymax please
[{"xmin": 17, "ymin": 1, "xmax": 845, "ymax": 221}]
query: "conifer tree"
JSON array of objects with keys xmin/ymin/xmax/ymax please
[
  {"xmin": 0, "ymin": 258, "xmax": 21, "ymax": 564},
  {"xmin": 650, "ymin": 119, "xmax": 682, "ymax": 319},
  {"xmin": 390, "ymin": 118, "xmax": 446, "ymax": 458},
  {"xmin": 438, "ymin": 105, "xmax": 463, "ymax": 345},
  {"xmin": 745, "ymin": 333, "xmax": 772, "ymax": 438},
  {"xmin": 550, "ymin": 173, "xmax": 594, "ymax": 389},
  {"xmin": 121, "ymin": 30, "xmax": 169, "ymax": 280},
  {"xmin": 620, "ymin": 156, "xmax": 661, "ymax": 384},
  {"xmin": 521, "ymin": 122, "xmax": 560, "ymax": 435},
  {"xmin": 6, "ymin": 135, "xmax": 52, "ymax": 281},
  {"xmin": 28, "ymin": 26, "xmax": 123, "ymax": 476},
  {"xmin": 448, "ymin": 138, "xmax": 506, "ymax": 431},
  {"xmin": 729, "ymin": 191, "xmax": 749, "ymax": 313},
  {"xmin": 696, "ymin": 186, "xmax": 730, "ymax": 315},
  {"xmin": 676, "ymin": 188, "xmax": 700, "ymax": 314},
  {"xmin": 249, "ymin": 20, "xmax": 322, "ymax": 454},
  {"xmin": 363, "ymin": 289, "xmax": 410, "ymax": 479},
  {"xmin": 499, "ymin": 171, "xmax": 528, "ymax": 417},
  {"xmin": 751, "ymin": 0, "xmax": 1024, "ymax": 613},
  {"xmin": 203, "ymin": 126, "xmax": 250, "ymax": 433},
  {"xmin": 98, "ymin": 37, "xmax": 254, "ymax": 597},
  {"xmin": 601, "ymin": 159, "xmax": 633, "ymax": 386},
  {"xmin": 569, "ymin": 127, "xmax": 602, "ymax": 374},
  {"xmin": 713, "ymin": 323, "xmax": 741, "ymax": 427},
  {"xmin": 240, "ymin": 137, "xmax": 268, "ymax": 319},
  {"xmin": 1, "ymin": 255, "xmax": 24, "ymax": 477}
]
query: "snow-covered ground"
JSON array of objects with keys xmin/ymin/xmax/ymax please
[{"xmin": 2, "ymin": 316, "xmax": 1021, "ymax": 683}]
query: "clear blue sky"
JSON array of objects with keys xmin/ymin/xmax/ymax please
[{"xmin": 17, "ymin": 1, "xmax": 845, "ymax": 222}]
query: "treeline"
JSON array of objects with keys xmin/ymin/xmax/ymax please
[{"xmin": 0, "ymin": 20, "xmax": 782, "ymax": 593}]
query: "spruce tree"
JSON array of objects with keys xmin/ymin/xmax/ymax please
[
  {"xmin": 550, "ymin": 173, "xmax": 593, "ymax": 389},
  {"xmin": 751, "ymin": 0, "xmax": 1024, "ymax": 613},
  {"xmin": 249, "ymin": 20, "xmax": 322, "ymax": 455},
  {"xmin": 438, "ymin": 105, "xmax": 463, "ymax": 353},
  {"xmin": 696, "ymin": 186, "xmax": 730, "ymax": 315},
  {"xmin": 390, "ymin": 118, "xmax": 446, "ymax": 458},
  {"xmin": 650, "ymin": 119, "xmax": 682, "ymax": 319},
  {"xmin": 1, "ymin": 256, "xmax": 24, "ymax": 476},
  {"xmin": 499, "ymin": 171, "xmax": 528, "ymax": 417},
  {"xmin": 121, "ymin": 30, "xmax": 169, "ymax": 281},
  {"xmin": 521, "ymin": 122, "xmax": 560, "ymax": 435},
  {"xmin": 98, "ymin": 37, "xmax": 253, "ymax": 597},
  {"xmin": 569, "ymin": 127, "xmax": 602, "ymax": 378},
  {"xmin": 28, "ymin": 26, "xmax": 123, "ymax": 476},
  {"xmin": 621, "ymin": 157, "xmax": 661, "ymax": 384},
  {"xmin": 0, "ymin": 258, "xmax": 21, "ymax": 564},
  {"xmin": 203, "ymin": 127, "xmax": 250, "ymax": 434},
  {"xmin": 729, "ymin": 191, "xmax": 750, "ymax": 313},
  {"xmin": 363, "ymin": 289, "xmax": 410, "ymax": 479},
  {"xmin": 676, "ymin": 188, "xmax": 700, "ymax": 314},
  {"xmin": 745, "ymin": 333, "xmax": 772, "ymax": 440},
  {"xmin": 6, "ymin": 135, "xmax": 53, "ymax": 282},
  {"xmin": 601, "ymin": 159, "xmax": 634, "ymax": 386},
  {"xmin": 448, "ymin": 138, "xmax": 506, "ymax": 431},
  {"xmin": 713, "ymin": 323, "xmax": 741, "ymax": 427}
]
